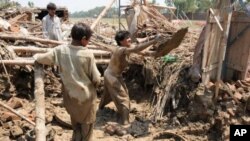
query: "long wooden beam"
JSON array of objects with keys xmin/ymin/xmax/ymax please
[
  {"xmin": 90, "ymin": 0, "xmax": 116, "ymax": 30},
  {"xmin": 0, "ymin": 34, "xmax": 66, "ymax": 45},
  {"xmin": 34, "ymin": 63, "xmax": 46, "ymax": 141},
  {"xmin": 11, "ymin": 46, "xmax": 111, "ymax": 57},
  {"xmin": 0, "ymin": 58, "xmax": 110, "ymax": 65}
]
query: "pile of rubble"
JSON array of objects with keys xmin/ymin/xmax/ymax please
[{"xmin": 0, "ymin": 1, "xmax": 249, "ymax": 141}]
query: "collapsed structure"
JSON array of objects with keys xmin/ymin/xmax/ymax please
[{"xmin": 0, "ymin": 0, "xmax": 249, "ymax": 141}]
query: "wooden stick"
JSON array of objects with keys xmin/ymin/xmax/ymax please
[
  {"xmin": 0, "ymin": 55, "xmax": 11, "ymax": 86},
  {"xmin": 8, "ymin": 13, "xmax": 28, "ymax": 24},
  {"xmin": 214, "ymin": 8, "xmax": 232, "ymax": 101},
  {"xmin": 11, "ymin": 46, "xmax": 111, "ymax": 56},
  {"xmin": 149, "ymin": 5, "xmax": 176, "ymax": 10},
  {"xmin": 0, "ymin": 58, "xmax": 110, "ymax": 65},
  {"xmin": 90, "ymin": 0, "xmax": 116, "ymax": 30},
  {"xmin": 34, "ymin": 63, "xmax": 46, "ymax": 141},
  {"xmin": 0, "ymin": 59, "xmax": 35, "ymax": 65},
  {"xmin": 209, "ymin": 8, "xmax": 223, "ymax": 32},
  {"xmin": 0, "ymin": 101, "xmax": 35, "ymax": 126},
  {"xmin": 0, "ymin": 34, "xmax": 67, "ymax": 45}
]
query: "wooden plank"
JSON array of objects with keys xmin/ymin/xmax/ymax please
[
  {"xmin": 209, "ymin": 8, "xmax": 223, "ymax": 31},
  {"xmin": 202, "ymin": 63, "xmax": 219, "ymax": 73},
  {"xmin": 11, "ymin": 46, "xmax": 111, "ymax": 57},
  {"xmin": 208, "ymin": 24, "xmax": 221, "ymax": 66},
  {"xmin": 215, "ymin": 2, "xmax": 233, "ymax": 101},
  {"xmin": 202, "ymin": 22, "xmax": 212, "ymax": 84},
  {"xmin": 226, "ymin": 23, "xmax": 248, "ymax": 78},
  {"xmin": 0, "ymin": 34, "xmax": 66, "ymax": 45},
  {"xmin": 240, "ymin": 26, "xmax": 250, "ymax": 79},
  {"xmin": 226, "ymin": 63, "xmax": 245, "ymax": 71},
  {"xmin": 205, "ymin": 23, "xmax": 222, "ymax": 82},
  {"xmin": 34, "ymin": 63, "xmax": 46, "ymax": 141}
]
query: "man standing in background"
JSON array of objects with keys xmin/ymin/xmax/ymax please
[{"xmin": 42, "ymin": 2, "xmax": 63, "ymax": 41}]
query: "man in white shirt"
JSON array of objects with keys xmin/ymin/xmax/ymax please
[{"xmin": 42, "ymin": 3, "xmax": 63, "ymax": 41}]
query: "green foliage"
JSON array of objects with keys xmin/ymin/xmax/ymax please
[
  {"xmin": 0, "ymin": 0, "xmax": 20, "ymax": 9},
  {"xmin": 166, "ymin": 0, "xmax": 215, "ymax": 13},
  {"xmin": 70, "ymin": 6, "xmax": 118, "ymax": 18},
  {"xmin": 28, "ymin": 1, "xmax": 34, "ymax": 8}
]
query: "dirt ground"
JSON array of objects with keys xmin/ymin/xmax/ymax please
[{"xmin": 0, "ymin": 64, "xmax": 215, "ymax": 141}]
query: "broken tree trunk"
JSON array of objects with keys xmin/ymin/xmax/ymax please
[
  {"xmin": 34, "ymin": 63, "xmax": 46, "ymax": 141},
  {"xmin": 90, "ymin": 0, "xmax": 116, "ymax": 30},
  {"xmin": 0, "ymin": 34, "xmax": 66, "ymax": 45},
  {"xmin": 0, "ymin": 101, "xmax": 35, "ymax": 126}
]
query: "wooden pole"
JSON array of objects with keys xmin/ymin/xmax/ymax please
[
  {"xmin": 209, "ymin": 8, "xmax": 224, "ymax": 32},
  {"xmin": 214, "ymin": 0, "xmax": 232, "ymax": 101},
  {"xmin": 34, "ymin": 63, "xmax": 46, "ymax": 141},
  {"xmin": 0, "ymin": 58, "xmax": 110, "ymax": 65},
  {"xmin": 0, "ymin": 34, "xmax": 66, "ymax": 45},
  {"xmin": 0, "ymin": 101, "xmax": 35, "ymax": 126},
  {"xmin": 90, "ymin": 0, "xmax": 116, "ymax": 30},
  {"xmin": 118, "ymin": 0, "xmax": 121, "ymax": 31},
  {"xmin": 11, "ymin": 46, "xmax": 111, "ymax": 57}
]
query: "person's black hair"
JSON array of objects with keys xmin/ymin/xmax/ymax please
[
  {"xmin": 115, "ymin": 30, "xmax": 130, "ymax": 46},
  {"xmin": 71, "ymin": 22, "xmax": 93, "ymax": 41},
  {"xmin": 47, "ymin": 3, "xmax": 57, "ymax": 10}
]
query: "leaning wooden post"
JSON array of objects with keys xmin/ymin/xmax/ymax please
[
  {"xmin": 214, "ymin": 0, "xmax": 232, "ymax": 101},
  {"xmin": 34, "ymin": 62, "xmax": 46, "ymax": 141},
  {"xmin": 90, "ymin": 0, "xmax": 116, "ymax": 30}
]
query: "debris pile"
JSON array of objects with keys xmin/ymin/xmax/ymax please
[{"xmin": 0, "ymin": 1, "xmax": 249, "ymax": 141}]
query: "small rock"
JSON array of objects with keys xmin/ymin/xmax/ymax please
[
  {"xmin": 105, "ymin": 125, "xmax": 116, "ymax": 135},
  {"xmin": 2, "ymin": 121, "xmax": 13, "ymax": 129},
  {"xmin": 21, "ymin": 122, "xmax": 33, "ymax": 131},
  {"xmin": 10, "ymin": 126, "xmax": 23, "ymax": 137},
  {"xmin": 242, "ymin": 116, "xmax": 250, "ymax": 124},
  {"xmin": 207, "ymin": 82, "xmax": 215, "ymax": 89},
  {"xmin": 222, "ymin": 126, "xmax": 230, "ymax": 141},
  {"xmin": 246, "ymin": 97, "xmax": 250, "ymax": 111},
  {"xmin": 241, "ymin": 95, "xmax": 249, "ymax": 103},
  {"xmin": 0, "ymin": 127, "xmax": 10, "ymax": 136},
  {"xmin": 7, "ymin": 97, "xmax": 23, "ymax": 109},
  {"xmin": 0, "ymin": 136, "xmax": 11, "ymax": 141},
  {"xmin": 227, "ymin": 108, "xmax": 235, "ymax": 117},
  {"xmin": 234, "ymin": 92, "xmax": 242, "ymax": 100},
  {"xmin": 16, "ymin": 136, "xmax": 26, "ymax": 141},
  {"xmin": 227, "ymin": 84, "xmax": 236, "ymax": 92},
  {"xmin": 45, "ymin": 110, "xmax": 54, "ymax": 124},
  {"xmin": 115, "ymin": 126, "xmax": 127, "ymax": 136},
  {"xmin": 230, "ymin": 118, "xmax": 239, "ymax": 124},
  {"xmin": 220, "ymin": 111, "xmax": 230, "ymax": 119},
  {"xmin": 0, "ymin": 111, "xmax": 21, "ymax": 122},
  {"xmin": 237, "ymin": 88, "xmax": 245, "ymax": 94}
]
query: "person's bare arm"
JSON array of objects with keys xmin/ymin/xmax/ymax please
[
  {"xmin": 124, "ymin": 36, "xmax": 160, "ymax": 54},
  {"xmin": 139, "ymin": 50, "xmax": 157, "ymax": 57}
]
